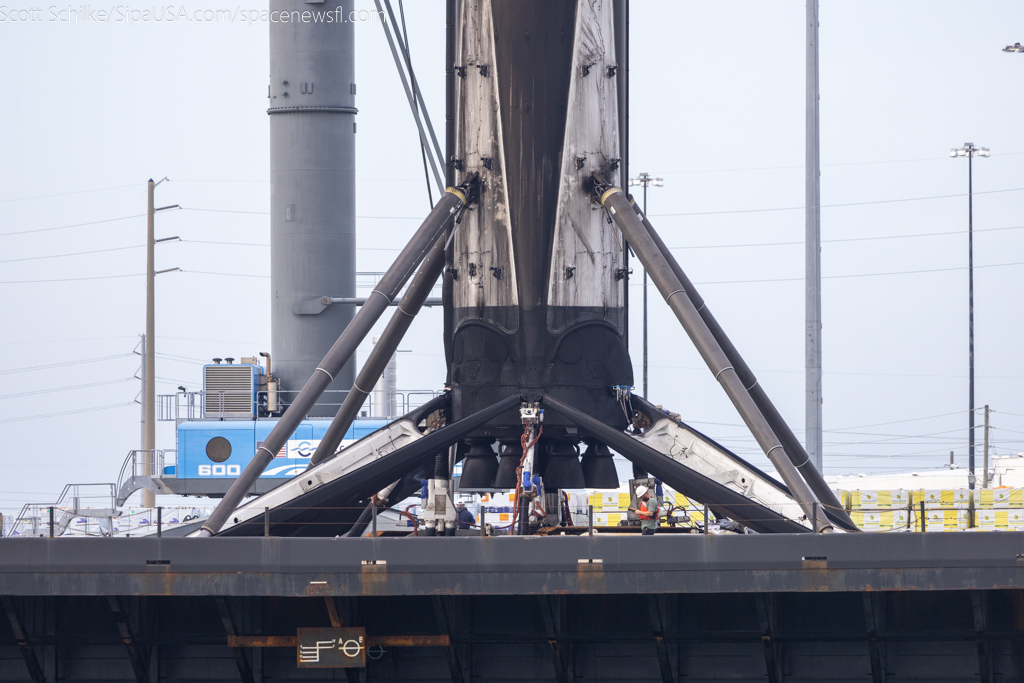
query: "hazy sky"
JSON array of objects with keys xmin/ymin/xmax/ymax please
[{"xmin": 1, "ymin": 0, "xmax": 1022, "ymax": 519}]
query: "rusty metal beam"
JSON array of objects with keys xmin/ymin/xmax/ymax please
[
  {"xmin": 754, "ymin": 593, "xmax": 782, "ymax": 683},
  {"xmin": 107, "ymin": 596, "xmax": 149, "ymax": 683},
  {"xmin": 972, "ymin": 590, "xmax": 993, "ymax": 683},
  {"xmin": 215, "ymin": 597, "xmax": 254, "ymax": 683},
  {"xmin": 537, "ymin": 596, "xmax": 569, "ymax": 683},
  {"xmin": 323, "ymin": 595, "xmax": 361, "ymax": 683},
  {"xmin": 432, "ymin": 596, "xmax": 465, "ymax": 683},
  {"xmin": 862, "ymin": 593, "xmax": 884, "ymax": 683},
  {"xmin": 227, "ymin": 634, "xmax": 451, "ymax": 648},
  {"xmin": 647, "ymin": 595, "xmax": 674, "ymax": 683},
  {"xmin": 325, "ymin": 597, "xmax": 342, "ymax": 628},
  {"xmin": 1, "ymin": 596, "xmax": 44, "ymax": 683}
]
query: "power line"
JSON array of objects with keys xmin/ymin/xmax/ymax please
[
  {"xmin": 0, "ymin": 378, "xmax": 135, "ymax": 399},
  {"xmin": 0, "ymin": 335, "xmax": 139, "ymax": 346},
  {"xmin": 188, "ymin": 268, "xmax": 268, "ymax": 276},
  {"xmin": 7, "ymin": 152, "xmax": 1019, "ymax": 203},
  {"xmin": 4, "ymin": 222, "xmax": 1017, "ymax": 268},
  {"xmin": 0, "ymin": 214, "xmax": 146, "ymax": 238},
  {"xmin": 187, "ymin": 258, "xmax": 1024, "ymax": 286},
  {"xmin": 183, "ymin": 239, "xmax": 430, "ymax": 251},
  {"xmin": 163, "ymin": 334, "xmax": 268, "ymax": 345},
  {"xmin": 0, "ymin": 402, "xmax": 136, "ymax": 424},
  {"xmin": 184, "ymin": 208, "xmax": 438, "ymax": 220},
  {"xmin": 157, "ymin": 357, "xmax": 205, "ymax": 367},
  {"xmin": 0, "ymin": 353, "xmax": 135, "ymax": 375},
  {"xmin": 690, "ymin": 259, "xmax": 1024, "ymax": 286},
  {"xmin": 668, "ymin": 224, "xmax": 1024, "ymax": 251},
  {"xmin": 171, "ymin": 179, "xmax": 269, "ymax": 183},
  {"xmin": 183, "ymin": 239, "xmax": 269, "ymax": 247},
  {"xmin": 655, "ymin": 151, "xmax": 1024, "ymax": 176},
  {"xmin": 0, "ymin": 244, "xmax": 144, "ymax": 264},
  {"xmin": 155, "ymin": 376, "xmax": 201, "ymax": 386},
  {"xmin": 184, "ymin": 208, "xmax": 269, "ymax": 216},
  {"xmin": 0, "ymin": 273, "xmax": 144, "ymax": 284},
  {"xmin": 825, "ymin": 428, "xmax": 965, "ymax": 446},
  {"xmin": 992, "ymin": 426, "xmax": 1024, "ymax": 436},
  {"xmin": 185, "ymin": 223, "xmax": 1024, "ymax": 252},
  {"xmin": 828, "ymin": 411, "xmax": 969, "ymax": 432},
  {"xmin": 649, "ymin": 362, "xmax": 1024, "ymax": 381},
  {"xmin": 650, "ymin": 186, "xmax": 1024, "ymax": 218},
  {"xmin": 0, "ymin": 183, "xmax": 139, "ymax": 204},
  {"xmin": 9, "ymin": 184, "xmax": 1019, "ymax": 241}
]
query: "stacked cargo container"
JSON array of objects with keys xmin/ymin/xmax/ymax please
[{"xmin": 837, "ymin": 488, "xmax": 1024, "ymax": 531}]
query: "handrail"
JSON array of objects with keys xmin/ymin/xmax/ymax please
[{"xmin": 157, "ymin": 388, "xmax": 446, "ymax": 421}]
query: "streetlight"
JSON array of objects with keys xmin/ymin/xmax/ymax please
[
  {"xmin": 1003, "ymin": 43, "xmax": 1023, "ymax": 53},
  {"xmin": 949, "ymin": 143, "xmax": 989, "ymax": 489},
  {"xmin": 627, "ymin": 173, "xmax": 663, "ymax": 398}
]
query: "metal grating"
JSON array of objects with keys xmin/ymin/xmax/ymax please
[{"xmin": 203, "ymin": 366, "xmax": 254, "ymax": 417}]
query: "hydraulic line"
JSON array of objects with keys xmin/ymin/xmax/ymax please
[
  {"xmin": 510, "ymin": 424, "xmax": 542, "ymax": 535},
  {"xmin": 595, "ymin": 181, "xmax": 831, "ymax": 533},
  {"xmin": 199, "ymin": 181, "xmax": 475, "ymax": 537},
  {"xmin": 626, "ymin": 197, "xmax": 856, "ymax": 532},
  {"xmin": 345, "ymin": 480, "xmax": 401, "ymax": 537},
  {"xmin": 309, "ymin": 233, "xmax": 447, "ymax": 467}
]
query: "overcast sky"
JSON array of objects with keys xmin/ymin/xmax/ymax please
[{"xmin": 1, "ymin": 0, "xmax": 1022, "ymax": 519}]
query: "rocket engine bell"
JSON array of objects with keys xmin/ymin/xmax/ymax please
[{"xmin": 449, "ymin": 0, "xmax": 632, "ymax": 454}]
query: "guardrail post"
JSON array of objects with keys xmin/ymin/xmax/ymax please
[
  {"xmin": 264, "ymin": 507, "xmax": 270, "ymax": 537},
  {"xmin": 480, "ymin": 506, "xmax": 486, "ymax": 537},
  {"xmin": 372, "ymin": 502, "xmax": 378, "ymax": 537},
  {"xmin": 157, "ymin": 507, "xmax": 162, "ymax": 538},
  {"xmin": 920, "ymin": 501, "xmax": 926, "ymax": 532},
  {"xmin": 49, "ymin": 507, "xmax": 54, "ymax": 538},
  {"xmin": 703, "ymin": 503, "xmax": 710, "ymax": 535},
  {"xmin": 588, "ymin": 504, "xmax": 594, "ymax": 536}
]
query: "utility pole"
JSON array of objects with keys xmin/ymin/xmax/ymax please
[
  {"xmin": 627, "ymin": 172, "xmax": 663, "ymax": 398},
  {"xmin": 142, "ymin": 179, "xmax": 180, "ymax": 509},
  {"xmin": 805, "ymin": 0, "xmax": 823, "ymax": 473},
  {"xmin": 950, "ymin": 143, "xmax": 989, "ymax": 489},
  {"xmin": 138, "ymin": 333, "xmax": 146, "ymax": 454},
  {"xmin": 144, "ymin": 180, "xmax": 156, "ymax": 509},
  {"xmin": 983, "ymin": 404, "xmax": 990, "ymax": 489}
]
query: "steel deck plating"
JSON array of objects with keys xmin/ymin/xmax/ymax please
[{"xmin": 3, "ymin": 533, "xmax": 1023, "ymax": 596}]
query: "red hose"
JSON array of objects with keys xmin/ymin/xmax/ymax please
[{"xmin": 402, "ymin": 504, "xmax": 420, "ymax": 537}]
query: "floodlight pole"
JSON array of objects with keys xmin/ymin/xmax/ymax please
[
  {"xmin": 805, "ymin": 0, "xmax": 823, "ymax": 474},
  {"xmin": 643, "ymin": 181, "xmax": 648, "ymax": 398},
  {"xmin": 950, "ymin": 142, "xmax": 989, "ymax": 488},
  {"xmin": 969, "ymin": 149, "xmax": 975, "ymax": 490},
  {"xmin": 628, "ymin": 172, "xmax": 663, "ymax": 398}
]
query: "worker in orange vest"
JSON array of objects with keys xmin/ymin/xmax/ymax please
[{"xmin": 631, "ymin": 485, "xmax": 659, "ymax": 535}]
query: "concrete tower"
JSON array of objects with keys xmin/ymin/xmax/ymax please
[{"xmin": 269, "ymin": 0, "xmax": 357, "ymax": 416}]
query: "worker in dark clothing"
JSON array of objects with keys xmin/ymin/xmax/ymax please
[
  {"xmin": 456, "ymin": 502, "xmax": 475, "ymax": 530},
  {"xmin": 630, "ymin": 485, "xmax": 660, "ymax": 535}
]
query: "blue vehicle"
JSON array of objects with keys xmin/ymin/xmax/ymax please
[{"xmin": 158, "ymin": 418, "xmax": 389, "ymax": 496}]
